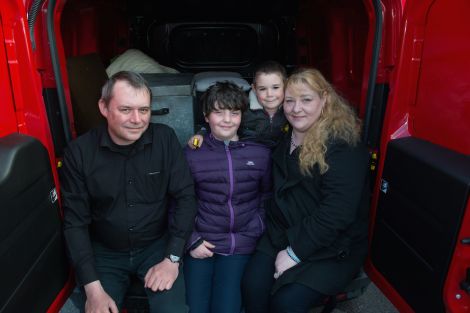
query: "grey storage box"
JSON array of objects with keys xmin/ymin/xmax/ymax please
[{"xmin": 141, "ymin": 73, "xmax": 195, "ymax": 145}]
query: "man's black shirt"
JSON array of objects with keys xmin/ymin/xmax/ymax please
[{"xmin": 61, "ymin": 123, "xmax": 197, "ymax": 285}]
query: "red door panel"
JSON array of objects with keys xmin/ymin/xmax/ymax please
[{"xmin": 367, "ymin": 0, "xmax": 470, "ymax": 312}]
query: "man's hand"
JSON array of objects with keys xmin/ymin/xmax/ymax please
[
  {"xmin": 189, "ymin": 240, "xmax": 215, "ymax": 259},
  {"xmin": 144, "ymin": 258, "xmax": 179, "ymax": 292},
  {"xmin": 187, "ymin": 135, "xmax": 203, "ymax": 149},
  {"xmin": 84, "ymin": 280, "xmax": 118, "ymax": 313},
  {"xmin": 274, "ymin": 249, "xmax": 298, "ymax": 279}
]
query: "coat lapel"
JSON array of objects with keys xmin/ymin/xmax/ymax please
[{"xmin": 272, "ymin": 135, "xmax": 304, "ymax": 193}]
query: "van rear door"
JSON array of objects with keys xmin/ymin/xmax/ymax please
[
  {"xmin": 366, "ymin": 0, "xmax": 470, "ymax": 312},
  {"xmin": 0, "ymin": 1, "xmax": 72, "ymax": 312}
]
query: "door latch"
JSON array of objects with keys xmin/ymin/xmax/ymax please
[
  {"xmin": 460, "ymin": 268, "xmax": 470, "ymax": 294},
  {"xmin": 152, "ymin": 108, "xmax": 169, "ymax": 115}
]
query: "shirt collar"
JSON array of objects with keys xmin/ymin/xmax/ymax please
[{"xmin": 98, "ymin": 123, "xmax": 153, "ymax": 153}]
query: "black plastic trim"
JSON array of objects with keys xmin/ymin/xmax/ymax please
[{"xmin": 47, "ymin": 0, "xmax": 72, "ymax": 143}]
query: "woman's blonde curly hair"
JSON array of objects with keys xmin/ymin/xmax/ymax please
[{"xmin": 286, "ymin": 68, "xmax": 362, "ymax": 175}]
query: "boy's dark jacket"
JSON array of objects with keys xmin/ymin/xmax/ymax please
[{"xmin": 240, "ymin": 106, "xmax": 288, "ymax": 147}]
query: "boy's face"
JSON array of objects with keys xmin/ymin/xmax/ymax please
[
  {"xmin": 252, "ymin": 73, "xmax": 284, "ymax": 114},
  {"xmin": 205, "ymin": 102, "xmax": 241, "ymax": 142}
]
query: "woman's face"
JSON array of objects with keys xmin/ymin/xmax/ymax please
[{"xmin": 283, "ymin": 82, "xmax": 326, "ymax": 134}]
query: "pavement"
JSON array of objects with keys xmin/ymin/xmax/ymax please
[{"xmin": 312, "ymin": 283, "xmax": 399, "ymax": 313}]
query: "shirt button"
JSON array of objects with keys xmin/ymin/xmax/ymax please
[
  {"xmin": 128, "ymin": 203, "xmax": 134, "ymax": 207},
  {"xmin": 128, "ymin": 226, "xmax": 135, "ymax": 231},
  {"xmin": 128, "ymin": 178, "xmax": 134, "ymax": 184}
]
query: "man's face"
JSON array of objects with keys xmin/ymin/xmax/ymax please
[{"xmin": 99, "ymin": 80, "xmax": 151, "ymax": 145}]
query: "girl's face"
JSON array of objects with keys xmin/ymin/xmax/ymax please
[
  {"xmin": 205, "ymin": 102, "xmax": 241, "ymax": 141},
  {"xmin": 252, "ymin": 73, "xmax": 285, "ymax": 114},
  {"xmin": 283, "ymin": 82, "xmax": 326, "ymax": 134}
]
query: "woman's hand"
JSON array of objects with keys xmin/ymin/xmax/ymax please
[
  {"xmin": 189, "ymin": 240, "xmax": 215, "ymax": 258},
  {"xmin": 274, "ymin": 249, "xmax": 298, "ymax": 279}
]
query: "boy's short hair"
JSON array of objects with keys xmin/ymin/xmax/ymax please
[
  {"xmin": 253, "ymin": 60, "xmax": 287, "ymax": 82},
  {"xmin": 201, "ymin": 81, "xmax": 248, "ymax": 116}
]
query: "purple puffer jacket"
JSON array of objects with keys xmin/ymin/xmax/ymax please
[{"xmin": 184, "ymin": 134, "xmax": 272, "ymax": 255}]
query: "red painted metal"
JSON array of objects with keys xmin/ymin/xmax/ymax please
[
  {"xmin": 429, "ymin": 1, "xmax": 470, "ymax": 311},
  {"xmin": 445, "ymin": 199, "xmax": 470, "ymax": 313},
  {"xmin": 53, "ymin": 0, "xmax": 77, "ymax": 138},
  {"xmin": 296, "ymin": 0, "xmax": 371, "ymax": 116},
  {"xmin": 2, "ymin": 0, "xmax": 469, "ymax": 311},
  {"xmin": 365, "ymin": 259, "xmax": 414, "ymax": 313},
  {"xmin": 410, "ymin": 0, "xmax": 470, "ymax": 155},
  {"xmin": 367, "ymin": 0, "xmax": 470, "ymax": 312},
  {"xmin": 1, "ymin": 0, "xmax": 56, "ymax": 162},
  {"xmin": 32, "ymin": 0, "xmax": 57, "ymax": 89},
  {"xmin": 46, "ymin": 272, "xmax": 76, "ymax": 313},
  {"xmin": 0, "ymin": 1, "xmax": 75, "ymax": 312},
  {"xmin": 60, "ymin": 0, "xmax": 128, "ymax": 60},
  {"xmin": 0, "ymin": 14, "xmax": 18, "ymax": 137},
  {"xmin": 374, "ymin": 0, "xmax": 402, "ymax": 85},
  {"xmin": 61, "ymin": 1, "xmax": 99, "ymax": 57}
]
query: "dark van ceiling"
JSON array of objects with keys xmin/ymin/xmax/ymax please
[{"xmin": 126, "ymin": 0, "xmax": 298, "ymax": 20}]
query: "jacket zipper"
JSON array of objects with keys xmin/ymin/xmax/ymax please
[
  {"xmin": 269, "ymin": 112, "xmax": 276, "ymax": 134},
  {"xmin": 225, "ymin": 145, "xmax": 236, "ymax": 254},
  {"xmin": 258, "ymin": 214, "xmax": 265, "ymax": 233}
]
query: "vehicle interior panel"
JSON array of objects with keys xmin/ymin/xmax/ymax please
[
  {"xmin": 66, "ymin": 53, "xmax": 107, "ymax": 135},
  {"xmin": 59, "ymin": 0, "xmax": 371, "ymax": 116},
  {"xmin": 370, "ymin": 136, "xmax": 470, "ymax": 313},
  {"xmin": 0, "ymin": 134, "xmax": 69, "ymax": 313},
  {"xmin": 54, "ymin": 0, "xmax": 375, "ymax": 309}
]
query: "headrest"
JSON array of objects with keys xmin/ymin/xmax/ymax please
[
  {"xmin": 249, "ymin": 89, "xmax": 263, "ymax": 110},
  {"xmin": 194, "ymin": 71, "xmax": 250, "ymax": 92}
]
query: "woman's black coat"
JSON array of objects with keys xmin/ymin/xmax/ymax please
[{"xmin": 257, "ymin": 134, "xmax": 370, "ymax": 295}]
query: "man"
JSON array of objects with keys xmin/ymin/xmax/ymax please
[{"xmin": 61, "ymin": 71, "xmax": 197, "ymax": 313}]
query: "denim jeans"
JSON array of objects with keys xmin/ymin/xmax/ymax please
[{"xmin": 184, "ymin": 253, "xmax": 250, "ymax": 313}]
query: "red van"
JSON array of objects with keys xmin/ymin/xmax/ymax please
[{"xmin": 0, "ymin": 0, "xmax": 469, "ymax": 312}]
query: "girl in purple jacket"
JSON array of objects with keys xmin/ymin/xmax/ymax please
[{"xmin": 184, "ymin": 81, "xmax": 272, "ymax": 313}]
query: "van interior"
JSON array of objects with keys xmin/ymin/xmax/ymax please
[
  {"xmin": 3, "ymin": 0, "xmax": 469, "ymax": 312},
  {"xmin": 49, "ymin": 0, "xmax": 380, "ymax": 311},
  {"xmin": 55, "ymin": 0, "xmax": 381, "ymax": 147}
]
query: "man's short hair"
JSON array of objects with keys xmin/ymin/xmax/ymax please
[
  {"xmin": 101, "ymin": 71, "xmax": 152, "ymax": 105},
  {"xmin": 201, "ymin": 81, "xmax": 248, "ymax": 116}
]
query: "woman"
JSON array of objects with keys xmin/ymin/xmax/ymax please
[{"xmin": 242, "ymin": 68, "xmax": 370, "ymax": 313}]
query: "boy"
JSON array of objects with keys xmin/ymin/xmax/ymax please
[{"xmin": 189, "ymin": 61, "xmax": 289, "ymax": 148}]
